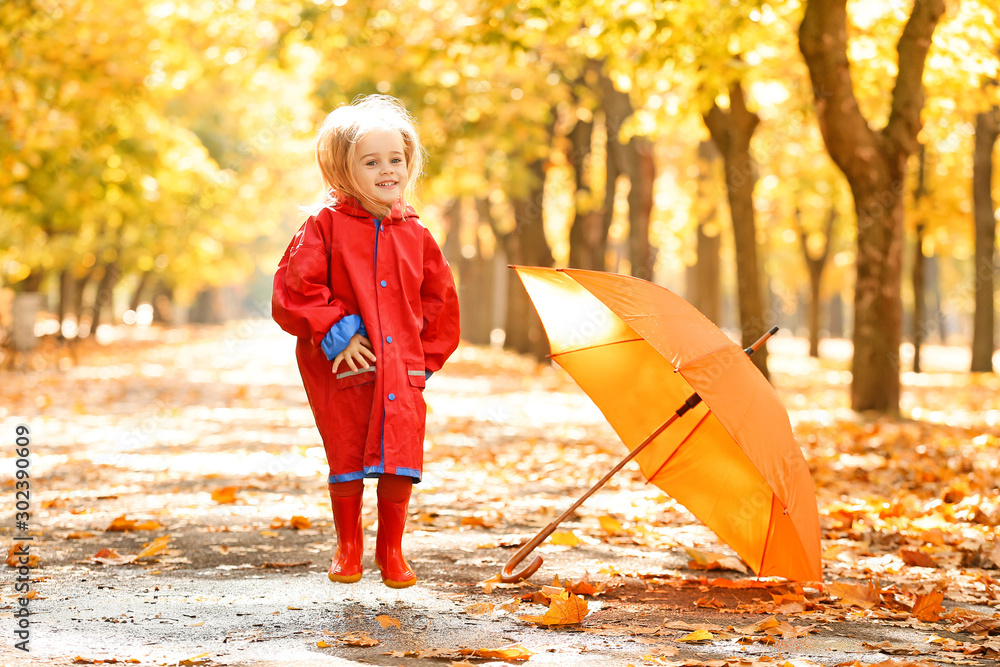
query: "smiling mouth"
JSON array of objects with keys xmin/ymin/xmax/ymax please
[{"xmin": 377, "ymin": 181, "xmax": 397, "ymax": 187}]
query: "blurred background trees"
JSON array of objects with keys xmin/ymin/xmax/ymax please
[{"xmin": 1, "ymin": 0, "xmax": 999, "ymax": 414}]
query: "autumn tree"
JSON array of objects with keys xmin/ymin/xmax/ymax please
[{"xmin": 799, "ymin": 0, "xmax": 946, "ymax": 413}]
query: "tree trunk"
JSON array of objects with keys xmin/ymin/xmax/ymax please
[
  {"xmin": 496, "ymin": 159, "xmax": 553, "ymax": 359},
  {"xmin": 88, "ymin": 260, "xmax": 120, "ymax": 333},
  {"xmin": 690, "ymin": 140, "xmax": 722, "ymax": 324},
  {"xmin": 58, "ymin": 269, "xmax": 77, "ymax": 328},
  {"xmin": 600, "ymin": 72, "xmax": 655, "ymax": 279},
  {"xmin": 800, "ymin": 0, "xmax": 945, "ymax": 413},
  {"xmin": 912, "ymin": 145, "xmax": 929, "ymax": 373},
  {"xmin": 797, "ymin": 206, "xmax": 835, "ymax": 358},
  {"xmin": 971, "ymin": 107, "xmax": 999, "ymax": 372},
  {"xmin": 566, "ymin": 94, "xmax": 604, "ymax": 271},
  {"xmin": 703, "ymin": 85, "xmax": 770, "ymax": 380},
  {"xmin": 129, "ymin": 269, "xmax": 154, "ymax": 312},
  {"xmin": 22, "ymin": 269, "xmax": 45, "ymax": 293},
  {"xmin": 628, "ymin": 137, "xmax": 655, "ymax": 280}
]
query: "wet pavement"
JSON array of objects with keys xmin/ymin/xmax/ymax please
[{"xmin": 2, "ymin": 322, "xmax": 998, "ymax": 665}]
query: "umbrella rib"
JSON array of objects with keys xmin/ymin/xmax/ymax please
[
  {"xmin": 643, "ymin": 409, "xmax": 711, "ymax": 484},
  {"xmin": 548, "ymin": 337, "xmax": 646, "ymax": 359}
]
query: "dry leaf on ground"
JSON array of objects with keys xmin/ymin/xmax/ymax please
[
  {"xmin": 376, "ymin": 614, "xmax": 401, "ymax": 629},
  {"xmin": 458, "ymin": 644, "xmax": 533, "ymax": 661},
  {"xmin": 519, "ymin": 591, "xmax": 589, "ymax": 626}
]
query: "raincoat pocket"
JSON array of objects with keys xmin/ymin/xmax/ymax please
[
  {"xmin": 406, "ymin": 365, "xmax": 426, "ymax": 390},
  {"xmin": 333, "ymin": 365, "xmax": 377, "ymax": 390}
]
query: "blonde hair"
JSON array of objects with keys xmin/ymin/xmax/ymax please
[{"xmin": 309, "ymin": 95, "xmax": 424, "ymax": 219}]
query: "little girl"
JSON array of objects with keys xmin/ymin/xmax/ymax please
[{"xmin": 272, "ymin": 95, "xmax": 460, "ymax": 588}]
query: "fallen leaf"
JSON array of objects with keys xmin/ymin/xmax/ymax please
[
  {"xmin": 828, "ymin": 581, "xmax": 881, "ymax": 609},
  {"xmin": 92, "ymin": 548, "xmax": 137, "ymax": 566},
  {"xmin": 461, "ymin": 515, "xmax": 494, "ymax": 528},
  {"xmin": 5, "ymin": 544, "xmax": 39, "ymax": 567},
  {"xmin": 550, "ymin": 531, "xmax": 580, "ymax": 547},
  {"xmin": 684, "ymin": 547, "xmax": 748, "ymax": 574},
  {"xmin": 479, "ymin": 573, "xmax": 502, "ymax": 593},
  {"xmin": 465, "ymin": 602, "xmax": 495, "ymax": 615},
  {"xmin": 136, "ymin": 535, "xmax": 171, "ymax": 560},
  {"xmin": 901, "ymin": 548, "xmax": 938, "ymax": 568},
  {"xmin": 519, "ymin": 591, "xmax": 589, "ymax": 626},
  {"xmin": 177, "ymin": 654, "xmax": 211, "ymax": 665},
  {"xmin": 739, "ymin": 615, "xmax": 780, "ymax": 634},
  {"xmin": 338, "ymin": 632, "xmax": 378, "ymax": 646},
  {"xmin": 376, "ymin": 614, "xmax": 401, "ymax": 629},
  {"xmin": 66, "ymin": 532, "xmax": 95, "ymax": 540},
  {"xmin": 106, "ymin": 515, "xmax": 160, "ymax": 532},
  {"xmin": 458, "ymin": 644, "xmax": 533, "ymax": 661},
  {"xmin": 211, "ymin": 486, "xmax": 239, "ymax": 504},
  {"xmin": 598, "ymin": 515, "xmax": 625, "ymax": 535},
  {"xmin": 677, "ymin": 629, "xmax": 715, "ymax": 643},
  {"xmin": 289, "ymin": 516, "xmax": 311, "ymax": 530},
  {"xmin": 913, "ymin": 591, "xmax": 945, "ymax": 622}
]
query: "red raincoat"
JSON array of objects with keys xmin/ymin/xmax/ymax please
[{"xmin": 272, "ymin": 198, "xmax": 460, "ymax": 483}]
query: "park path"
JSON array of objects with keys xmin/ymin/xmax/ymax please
[{"xmin": 1, "ymin": 321, "xmax": 998, "ymax": 665}]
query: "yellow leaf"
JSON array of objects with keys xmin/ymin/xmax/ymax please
[
  {"xmin": 316, "ymin": 640, "xmax": 330, "ymax": 648},
  {"xmin": 677, "ymin": 629, "xmax": 714, "ymax": 643},
  {"xmin": 598, "ymin": 515, "xmax": 624, "ymax": 535},
  {"xmin": 136, "ymin": 535, "xmax": 171, "ymax": 560},
  {"xmin": 550, "ymin": 531, "xmax": 579, "ymax": 547},
  {"xmin": 376, "ymin": 614, "xmax": 401, "ymax": 629}
]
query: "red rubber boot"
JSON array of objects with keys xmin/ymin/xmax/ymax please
[
  {"xmin": 327, "ymin": 487, "xmax": 363, "ymax": 583},
  {"xmin": 375, "ymin": 496, "xmax": 416, "ymax": 588}
]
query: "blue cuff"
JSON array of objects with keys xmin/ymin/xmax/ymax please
[
  {"xmin": 424, "ymin": 370, "xmax": 433, "ymax": 381},
  {"xmin": 320, "ymin": 314, "xmax": 363, "ymax": 361},
  {"xmin": 358, "ymin": 321, "xmax": 368, "ymax": 339}
]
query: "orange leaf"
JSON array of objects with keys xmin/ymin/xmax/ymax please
[
  {"xmin": 211, "ymin": 486, "xmax": 239, "ymax": 504},
  {"xmin": 376, "ymin": 614, "xmax": 401, "ymax": 629},
  {"xmin": 106, "ymin": 515, "xmax": 160, "ymax": 532},
  {"xmin": 461, "ymin": 515, "xmax": 494, "ymax": 528},
  {"xmin": 828, "ymin": 582, "xmax": 881, "ymax": 609},
  {"xmin": 900, "ymin": 549, "xmax": 937, "ymax": 568},
  {"xmin": 459, "ymin": 644, "xmax": 533, "ymax": 661},
  {"xmin": 912, "ymin": 591, "xmax": 944, "ymax": 622},
  {"xmin": 519, "ymin": 591, "xmax": 589, "ymax": 626},
  {"xmin": 289, "ymin": 516, "xmax": 311, "ymax": 530},
  {"xmin": 338, "ymin": 632, "xmax": 378, "ymax": 646}
]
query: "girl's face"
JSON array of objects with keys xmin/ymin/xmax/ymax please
[{"xmin": 354, "ymin": 129, "xmax": 408, "ymax": 212}]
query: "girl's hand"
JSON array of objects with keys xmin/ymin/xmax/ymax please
[{"xmin": 332, "ymin": 334, "xmax": 376, "ymax": 374}]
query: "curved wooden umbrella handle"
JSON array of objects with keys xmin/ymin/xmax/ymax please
[{"xmin": 500, "ymin": 523, "xmax": 556, "ymax": 582}]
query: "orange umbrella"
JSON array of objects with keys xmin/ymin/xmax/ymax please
[{"xmin": 500, "ymin": 267, "xmax": 822, "ymax": 582}]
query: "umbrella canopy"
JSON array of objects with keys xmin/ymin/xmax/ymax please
[{"xmin": 514, "ymin": 267, "xmax": 822, "ymax": 582}]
